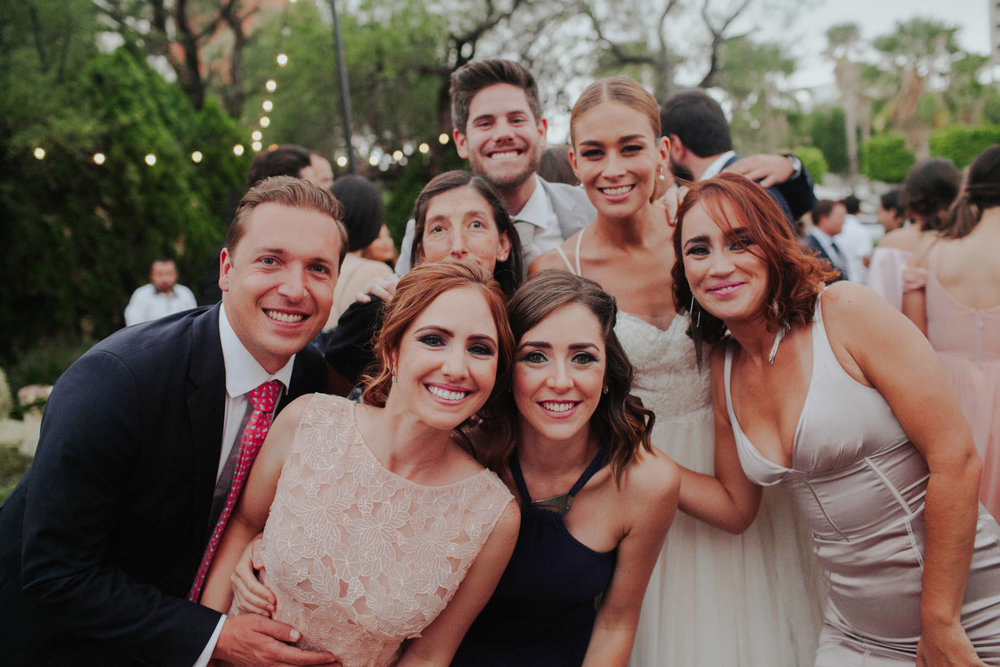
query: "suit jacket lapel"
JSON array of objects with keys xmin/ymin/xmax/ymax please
[{"xmin": 187, "ymin": 305, "xmax": 227, "ymax": 541}]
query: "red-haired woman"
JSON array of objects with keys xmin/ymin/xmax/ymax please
[{"xmin": 674, "ymin": 172, "xmax": 1000, "ymax": 664}]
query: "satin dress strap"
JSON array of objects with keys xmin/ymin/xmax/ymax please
[{"xmin": 554, "ymin": 228, "xmax": 585, "ymax": 277}]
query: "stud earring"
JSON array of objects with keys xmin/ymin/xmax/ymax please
[{"xmin": 602, "ymin": 386, "xmax": 609, "ymax": 395}]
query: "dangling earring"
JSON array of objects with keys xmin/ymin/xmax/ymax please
[
  {"xmin": 657, "ymin": 166, "xmax": 666, "ymax": 182},
  {"xmin": 690, "ymin": 294, "xmax": 701, "ymax": 328},
  {"xmin": 391, "ymin": 369, "xmax": 397, "ymax": 383},
  {"xmin": 602, "ymin": 386, "xmax": 609, "ymax": 395}
]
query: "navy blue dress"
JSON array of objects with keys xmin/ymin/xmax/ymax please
[{"xmin": 451, "ymin": 447, "xmax": 618, "ymax": 666}]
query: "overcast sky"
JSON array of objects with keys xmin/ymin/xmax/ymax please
[{"xmin": 786, "ymin": 0, "xmax": 993, "ymax": 88}]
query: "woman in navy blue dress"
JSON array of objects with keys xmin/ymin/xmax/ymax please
[{"xmin": 451, "ymin": 270, "xmax": 680, "ymax": 666}]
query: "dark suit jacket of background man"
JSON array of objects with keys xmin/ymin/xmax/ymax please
[
  {"xmin": 803, "ymin": 233, "xmax": 846, "ymax": 283},
  {"xmin": 719, "ymin": 154, "xmax": 817, "ymax": 224},
  {"xmin": 0, "ymin": 304, "xmax": 327, "ymax": 666}
]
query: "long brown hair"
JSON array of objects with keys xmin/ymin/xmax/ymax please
[
  {"xmin": 484, "ymin": 270, "xmax": 654, "ymax": 486},
  {"xmin": 672, "ymin": 174, "xmax": 836, "ymax": 354},
  {"xmin": 943, "ymin": 144, "xmax": 1000, "ymax": 239}
]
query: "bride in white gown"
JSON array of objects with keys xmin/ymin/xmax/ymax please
[{"xmin": 531, "ymin": 76, "xmax": 822, "ymax": 665}]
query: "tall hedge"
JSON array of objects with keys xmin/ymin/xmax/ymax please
[
  {"xmin": 861, "ymin": 134, "xmax": 915, "ymax": 184},
  {"xmin": 0, "ymin": 47, "xmax": 248, "ymax": 359},
  {"xmin": 929, "ymin": 125, "xmax": 1000, "ymax": 169}
]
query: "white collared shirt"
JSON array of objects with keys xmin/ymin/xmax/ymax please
[
  {"xmin": 699, "ymin": 150, "xmax": 737, "ymax": 182},
  {"xmin": 513, "ymin": 175, "xmax": 562, "ymax": 256},
  {"xmin": 216, "ymin": 303, "xmax": 295, "ymax": 479}
]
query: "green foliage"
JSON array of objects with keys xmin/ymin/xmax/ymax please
[
  {"xmin": 861, "ymin": 134, "xmax": 915, "ymax": 183},
  {"xmin": 806, "ymin": 107, "xmax": 848, "ymax": 174},
  {"xmin": 0, "ymin": 35, "xmax": 247, "ymax": 360},
  {"xmin": 241, "ymin": 0, "xmax": 446, "ymax": 161},
  {"xmin": 929, "ymin": 126, "xmax": 1000, "ymax": 169},
  {"xmin": 0, "ymin": 447, "xmax": 33, "ymax": 503},
  {"xmin": 792, "ymin": 146, "xmax": 829, "ymax": 185},
  {"xmin": 4, "ymin": 337, "xmax": 95, "ymax": 398}
]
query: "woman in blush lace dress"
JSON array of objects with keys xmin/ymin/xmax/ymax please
[
  {"xmin": 674, "ymin": 173, "xmax": 1000, "ymax": 665},
  {"xmin": 201, "ymin": 262, "xmax": 520, "ymax": 667},
  {"xmin": 530, "ymin": 76, "xmax": 822, "ymax": 666},
  {"xmin": 903, "ymin": 144, "xmax": 1000, "ymax": 518}
]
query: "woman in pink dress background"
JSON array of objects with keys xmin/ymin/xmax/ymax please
[{"xmin": 903, "ymin": 144, "xmax": 1000, "ymax": 518}]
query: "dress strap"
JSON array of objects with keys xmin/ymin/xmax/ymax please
[
  {"xmin": 554, "ymin": 246, "xmax": 577, "ymax": 276},
  {"xmin": 509, "ymin": 445, "xmax": 609, "ymax": 516}
]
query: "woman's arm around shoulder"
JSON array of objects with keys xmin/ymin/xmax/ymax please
[
  {"xmin": 581, "ymin": 448, "xmax": 679, "ymax": 666},
  {"xmin": 200, "ymin": 393, "xmax": 314, "ymax": 612},
  {"xmin": 821, "ymin": 283, "xmax": 984, "ymax": 664},
  {"xmin": 396, "ymin": 499, "xmax": 520, "ymax": 666},
  {"xmin": 900, "ymin": 236, "xmax": 938, "ymax": 335},
  {"xmin": 676, "ymin": 345, "xmax": 762, "ymax": 533}
]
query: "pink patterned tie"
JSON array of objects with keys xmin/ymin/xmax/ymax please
[{"xmin": 188, "ymin": 379, "xmax": 282, "ymax": 601}]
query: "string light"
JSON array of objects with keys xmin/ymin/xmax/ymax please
[
  {"xmin": 191, "ymin": 151, "xmax": 203, "ymax": 163},
  {"xmin": 418, "ymin": 143, "xmax": 430, "ymax": 154},
  {"xmin": 368, "ymin": 154, "xmax": 379, "ymax": 166},
  {"xmin": 438, "ymin": 133, "xmax": 449, "ymax": 145},
  {"xmin": 33, "ymin": 147, "xmax": 45, "ymax": 160},
  {"xmin": 252, "ymin": 141, "xmax": 263, "ymax": 152},
  {"xmin": 336, "ymin": 156, "xmax": 348, "ymax": 167},
  {"xmin": 144, "ymin": 153, "xmax": 157, "ymax": 166},
  {"xmin": 277, "ymin": 53, "xmax": 288, "ymax": 66},
  {"xmin": 252, "ymin": 131, "xmax": 263, "ymax": 141},
  {"xmin": 93, "ymin": 152, "xmax": 106, "ymax": 165},
  {"xmin": 265, "ymin": 79, "xmax": 277, "ymax": 92},
  {"xmin": 392, "ymin": 150, "xmax": 403, "ymax": 161},
  {"xmin": 260, "ymin": 116, "xmax": 271, "ymax": 128},
  {"xmin": 262, "ymin": 100, "xmax": 273, "ymax": 112},
  {"xmin": 233, "ymin": 144, "xmax": 245, "ymax": 156}
]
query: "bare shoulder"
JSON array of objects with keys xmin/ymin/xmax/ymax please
[
  {"xmin": 492, "ymin": 498, "xmax": 521, "ymax": 540},
  {"xmin": 877, "ymin": 225, "xmax": 921, "ymax": 252},
  {"xmin": 529, "ymin": 238, "xmax": 575, "ymax": 276},
  {"xmin": 820, "ymin": 281, "xmax": 894, "ymax": 322},
  {"xmin": 623, "ymin": 446, "xmax": 681, "ymax": 504}
]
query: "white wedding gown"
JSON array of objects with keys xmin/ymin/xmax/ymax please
[{"xmin": 621, "ymin": 311, "xmax": 824, "ymax": 666}]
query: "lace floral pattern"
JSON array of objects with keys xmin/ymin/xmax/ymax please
[
  {"xmin": 250, "ymin": 394, "xmax": 512, "ymax": 666},
  {"xmin": 617, "ymin": 311, "xmax": 712, "ymax": 424}
]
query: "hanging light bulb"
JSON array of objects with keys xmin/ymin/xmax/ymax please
[
  {"xmin": 233, "ymin": 144, "xmax": 245, "ymax": 156},
  {"xmin": 418, "ymin": 143, "xmax": 430, "ymax": 154},
  {"xmin": 277, "ymin": 53, "xmax": 288, "ymax": 66},
  {"xmin": 265, "ymin": 79, "xmax": 277, "ymax": 92},
  {"xmin": 145, "ymin": 153, "xmax": 157, "ymax": 166},
  {"xmin": 191, "ymin": 151, "xmax": 203, "ymax": 163},
  {"xmin": 438, "ymin": 133, "xmax": 450, "ymax": 145},
  {"xmin": 33, "ymin": 147, "xmax": 46, "ymax": 160},
  {"xmin": 252, "ymin": 141, "xmax": 263, "ymax": 152},
  {"xmin": 262, "ymin": 100, "xmax": 273, "ymax": 112},
  {"xmin": 92, "ymin": 152, "xmax": 106, "ymax": 165}
]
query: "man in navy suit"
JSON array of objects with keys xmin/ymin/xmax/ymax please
[
  {"xmin": 0, "ymin": 177, "xmax": 346, "ymax": 665},
  {"xmin": 804, "ymin": 199, "xmax": 849, "ymax": 282},
  {"xmin": 660, "ymin": 88, "xmax": 816, "ymax": 224}
]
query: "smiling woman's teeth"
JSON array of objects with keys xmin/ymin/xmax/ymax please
[
  {"xmin": 541, "ymin": 401, "xmax": 575, "ymax": 413},
  {"xmin": 266, "ymin": 310, "xmax": 304, "ymax": 323},
  {"xmin": 428, "ymin": 386, "xmax": 467, "ymax": 401},
  {"xmin": 601, "ymin": 186, "xmax": 632, "ymax": 196}
]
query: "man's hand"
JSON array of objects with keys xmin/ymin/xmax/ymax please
[
  {"xmin": 213, "ymin": 614, "xmax": 341, "ymax": 666},
  {"xmin": 725, "ymin": 154, "xmax": 794, "ymax": 188}
]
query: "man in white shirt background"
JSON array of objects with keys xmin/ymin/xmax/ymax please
[{"xmin": 124, "ymin": 257, "xmax": 198, "ymax": 326}]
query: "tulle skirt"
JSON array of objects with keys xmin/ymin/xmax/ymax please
[{"xmin": 630, "ymin": 408, "xmax": 825, "ymax": 666}]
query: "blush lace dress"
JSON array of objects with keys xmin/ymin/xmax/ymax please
[{"xmin": 241, "ymin": 394, "xmax": 512, "ymax": 666}]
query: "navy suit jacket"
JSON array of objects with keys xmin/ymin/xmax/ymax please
[
  {"xmin": 803, "ymin": 233, "xmax": 846, "ymax": 283},
  {"xmin": 721, "ymin": 154, "xmax": 816, "ymax": 224},
  {"xmin": 0, "ymin": 305, "xmax": 327, "ymax": 666}
]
